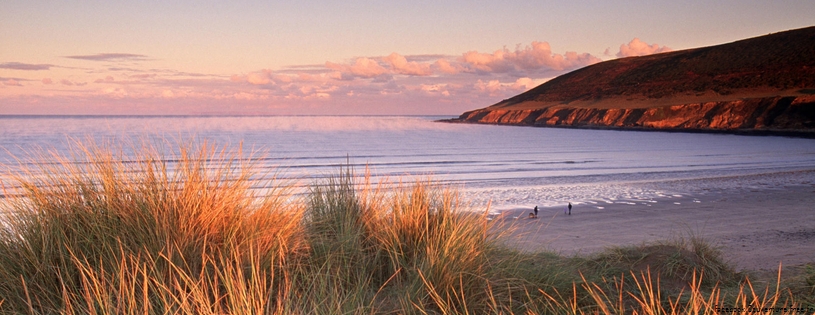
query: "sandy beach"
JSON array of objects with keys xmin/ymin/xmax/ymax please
[{"xmin": 495, "ymin": 182, "xmax": 815, "ymax": 271}]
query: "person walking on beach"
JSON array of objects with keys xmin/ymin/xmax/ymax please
[
  {"xmin": 534, "ymin": 206, "xmax": 538, "ymax": 217},
  {"xmin": 568, "ymin": 202, "xmax": 572, "ymax": 215}
]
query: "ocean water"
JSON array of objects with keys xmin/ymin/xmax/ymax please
[{"xmin": 2, "ymin": 115, "xmax": 814, "ymax": 212}]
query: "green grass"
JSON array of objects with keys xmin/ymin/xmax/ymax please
[{"xmin": 0, "ymin": 141, "xmax": 812, "ymax": 314}]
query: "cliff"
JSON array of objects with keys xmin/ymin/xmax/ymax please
[
  {"xmin": 458, "ymin": 95, "xmax": 815, "ymax": 136},
  {"xmin": 450, "ymin": 26, "xmax": 815, "ymax": 137}
]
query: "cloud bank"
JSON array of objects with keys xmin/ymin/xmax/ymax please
[
  {"xmin": 218, "ymin": 41, "xmax": 604, "ymax": 113},
  {"xmin": 1, "ymin": 39, "xmax": 669, "ymax": 115},
  {"xmin": 461, "ymin": 41, "xmax": 601, "ymax": 73}
]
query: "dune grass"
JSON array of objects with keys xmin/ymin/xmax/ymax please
[{"xmin": 0, "ymin": 141, "xmax": 812, "ymax": 314}]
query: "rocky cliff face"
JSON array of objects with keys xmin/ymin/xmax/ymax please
[
  {"xmin": 450, "ymin": 27, "xmax": 815, "ymax": 137},
  {"xmin": 455, "ymin": 95, "xmax": 815, "ymax": 136}
]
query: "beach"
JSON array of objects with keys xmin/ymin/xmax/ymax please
[
  {"xmin": 495, "ymin": 181, "xmax": 815, "ymax": 271},
  {"xmin": 3, "ymin": 115, "xmax": 813, "ymax": 273}
]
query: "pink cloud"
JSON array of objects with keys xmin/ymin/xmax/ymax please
[
  {"xmin": 60, "ymin": 79, "xmax": 74, "ymax": 86},
  {"xmin": 324, "ymin": 54, "xmax": 434, "ymax": 79},
  {"xmin": 511, "ymin": 77, "xmax": 541, "ymax": 91},
  {"xmin": 325, "ymin": 57, "xmax": 389, "ymax": 79},
  {"xmin": 314, "ymin": 41, "xmax": 598, "ymax": 86},
  {"xmin": 100, "ymin": 87, "xmax": 129, "ymax": 98},
  {"xmin": 42, "ymin": 78, "xmax": 53, "ymax": 84},
  {"xmin": 433, "ymin": 58, "xmax": 464, "ymax": 74},
  {"xmin": 94, "ymin": 76, "xmax": 115, "ymax": 83},
  {"xmin": 277, "ymin": 74, "xmax": 295, "ymax": 83},
  {"xmin": 461, "ymin": 41, "xmax": 601, "ymax": 73},
  {"xmin": 462, "ymin": 50, "xmax": 508, "ymax": 72},
  {"xmin": 473, "ymin": 79, "xmax": 504, "ymax": 96},
  {"xmin": 616, "ymin": 38, "xmax": 672, "ymax": 57},
  {"xmin": 246, "ymin": 70, "xmax": 273, "ymax": 85},
  {"xmin": 383, "ymin": 53, "xmax": 432, "ymax": 76},
  {"xmin": 417, "ymin": 84, "xmax": 452, "ymax": 97},
  {"xmin": 3, "ymin": 79, "xmax": 22, "ymax": 86}
]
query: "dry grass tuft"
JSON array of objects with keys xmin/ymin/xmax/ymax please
[{"xmin": 0, "ymin": 140, "xmax": 811, "ymax": 314}]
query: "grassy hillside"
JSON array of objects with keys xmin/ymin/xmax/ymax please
[{"xmin": 491, "ymin": 26, "xmax": 815, "ymax": 109}]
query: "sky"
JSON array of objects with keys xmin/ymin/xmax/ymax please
[{"xmin": 1, "ymin": 0, "xmax": 813, "ymax": 116}]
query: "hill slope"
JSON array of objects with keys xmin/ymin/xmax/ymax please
[{"xmin": 452, "ymin": 26, "xmax": 815, "ymax": 136}]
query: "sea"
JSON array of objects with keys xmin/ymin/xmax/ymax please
[{"xmin": 2, "ymin": 115, "xmax": 814, "ymax": 212}]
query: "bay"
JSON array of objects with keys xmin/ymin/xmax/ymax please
[{"xmin": 2, "ymin": 115, "xmax": 814, "ymax": 212}]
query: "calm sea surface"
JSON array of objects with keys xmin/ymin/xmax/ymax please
[{"xmin": 2, "ymin": 115, "xmax": 814, "ymax": 211}]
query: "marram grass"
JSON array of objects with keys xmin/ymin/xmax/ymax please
[{"xmin": 0, "ymin": 141, "xmax": 811, "ymax": 314}]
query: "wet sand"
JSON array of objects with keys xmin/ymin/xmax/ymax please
[{"xmin": 494, "ymin": 184, "xmax": 815, "ymax": 271}]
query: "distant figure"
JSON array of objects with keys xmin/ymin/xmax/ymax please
[
  {"xmin": 533, "ymin": 206, "xmax": 538, "ymax": 217},
  {"xmin": 568, "ymin": 202, "xmax": 572, "ymax": 215}
]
